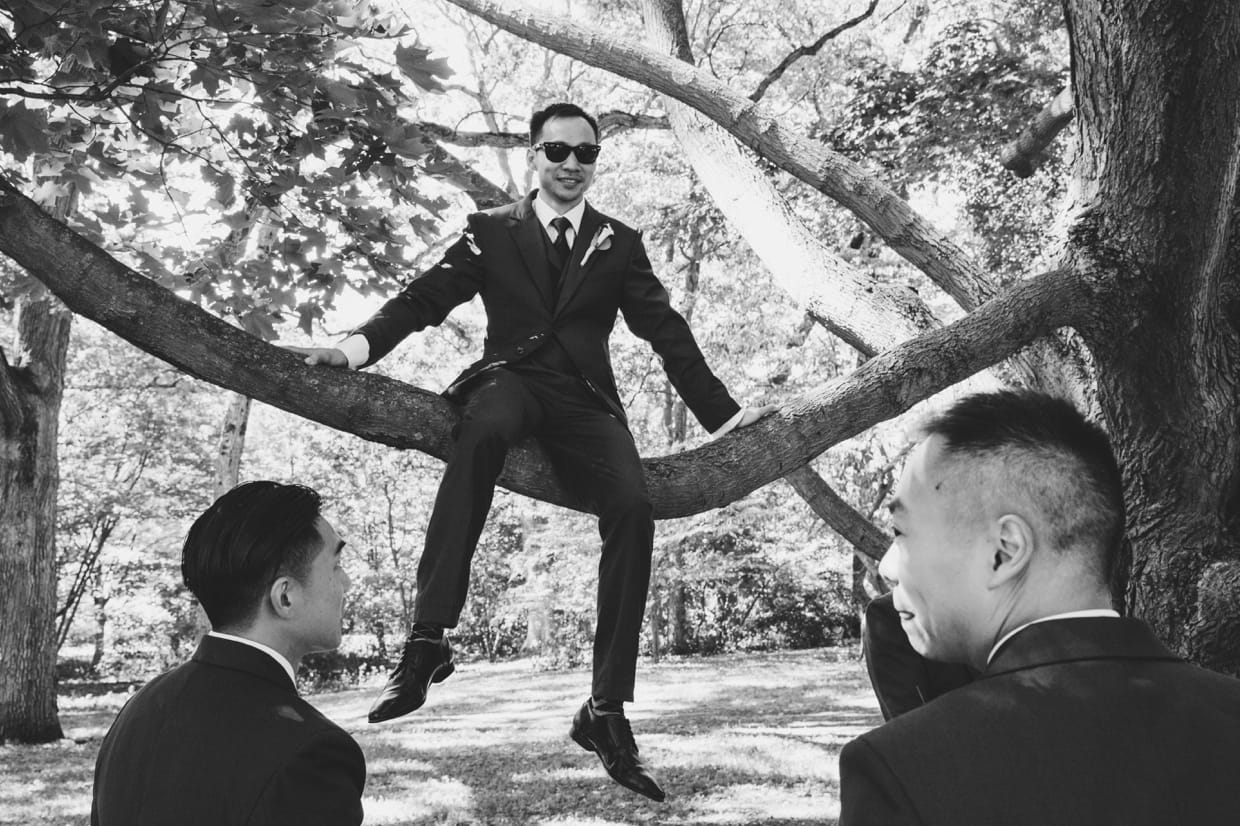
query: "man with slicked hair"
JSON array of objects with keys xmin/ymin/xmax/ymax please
[
  {"xmin": 91, "ymin": 482, "xmax": 364, "ymax": 826},
  {"xmin": 289, "ymin": 101, "xmax": 772, "ymax": 801},
  {"xmin": 838, "ymin": 390, "xmax": 1240, "ymax": 825}
]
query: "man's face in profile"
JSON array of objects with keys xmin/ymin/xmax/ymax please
[
  {"xmin": 293, "ymin": 517, "xmax": 350, "ymax": 654},
  {"xmin": 880, "ymin": 436, "xmax": 992, "ymax": 664}
]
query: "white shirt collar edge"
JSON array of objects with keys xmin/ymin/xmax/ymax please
[
  {"xmin": 532, "ymin": 192, "xmax": 586, "ymax": 235},
  {"xmin": 986, "ymin": 608, "xmax": 1121, "ymax": 665},
  {"xmin": 207, "ymin": 630, "xmax": 298, "ymax": 687}
]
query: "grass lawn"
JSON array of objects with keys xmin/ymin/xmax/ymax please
[{"xmin": 0, "ymin": 646, "xmax": 881, "ymax": 825}]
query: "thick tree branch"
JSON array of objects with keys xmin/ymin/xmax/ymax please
[
  {"xmin": 749, "ymin": 0, "xmax": 881, "ymax": 103},
  {"xmin": 415, "ymin": 110, "xmax": 669, "ymax": 149},
  {"xmin": 999, "ymin": 87, "xmax": 1074, "ymax": 178},
  {"xmin": 442, "ymin": 0, "xmax": 997, "ymax": 310},
  {"xmin": 784, "ymin": 465, "xmax": 889, "ymax": 561},
  {"xmin": 0, "ymin": 173, "xmax": 1086, "ymax": 518}
]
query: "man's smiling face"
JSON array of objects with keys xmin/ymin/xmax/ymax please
[
  {"xmin": 879, "ymin": 435, "xmax": 995, "ymax": 665},
  {"xmin": 528, "ymin": 115, "xmax": 597, "ymax": 211}
]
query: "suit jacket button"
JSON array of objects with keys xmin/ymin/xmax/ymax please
[{"xmin": 516, "ymin": 346, "xmax": 526, "ymax": 355}]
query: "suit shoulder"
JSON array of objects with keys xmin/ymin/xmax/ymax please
[{"xmin": 475, "ymin": 200, "xmax": 521, "ymax": 222}]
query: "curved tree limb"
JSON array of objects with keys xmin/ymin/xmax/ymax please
[
  {"xmin": 640, "ymin": 0, "xmax": 932, "ymax": 560},
  {"xmin": 0, "ymin": 173, "xmax": 1087, "ymax": 518},
  {"xmin": 749, "ymin": 0, "xmax": 881, "ymax": 103},
  {"xmin": 999, "ymin": 87, "xmax": 1074, "ymax": 178},
  {"xmin": 640, "ymin": 0, "xmax": 939, "ymax": 360},
  {"xmin": 441, "ymin": 0, "xmax": 996, "ymax": 310},
  {"xmin": 784, "ymin": 464, "xmax": 889, "ymax": 562},
  {"xmin": 414, "ymin": 110, "xmax": 669, "ymax": 149},
  {"xmin": 425, "ymin": 142, "xmax": 513, "ymax": 209}
]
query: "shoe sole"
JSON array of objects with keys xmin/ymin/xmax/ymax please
[
  {"xmin": 570, "ymin": 724, "xmax": 666, "ymax": 802},
  {"xmin": 367, "ymin": 661, "xmax": 455, "ymax": 723},
  {"xmin": 570, "ymin": 727, "xmax": 594, "ymax": 753}
]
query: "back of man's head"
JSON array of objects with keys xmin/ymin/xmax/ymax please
[
  {"xmin": 182, "ymin": 481, "xmax": 323, "ymax": 631},
  {"xmin": 925, "ymin": 390, "xmax": 1125, "ymax": 589},
  {"xmin": 530, "ymin": 101, "xmax": 599, "ymax": 144}
]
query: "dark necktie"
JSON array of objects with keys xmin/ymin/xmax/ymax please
[{"xmin": 550, "ymin": 216, "xmax": 572, "ymax": 269}]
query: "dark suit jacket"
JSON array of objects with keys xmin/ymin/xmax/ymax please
[
  {"xmin": 91, "ymin": 636, "xmax": 365, "ymax": 826},
  {"xmin": 839, "ymin": 618, "xmax": 1240, "ymax": 825},
  {"xmin": 353, "ymin": 191, "xmax": 740, "ymax": 431}
]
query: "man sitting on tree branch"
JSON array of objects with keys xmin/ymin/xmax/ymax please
[{"xmin": 289, "ymin": 101, "xmax": 771, "ymax": 802}]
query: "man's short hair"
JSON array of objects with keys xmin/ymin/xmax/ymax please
[
  {"xmin": 924, "ymin": 390, "xmax": 1125, "ymax": 586},
  {"xmin": 181, "ymin": 481, "xmax": 324, "ymax": 630},
  {"xmin": 530, "ymin": 102, "xmax": 600, "ymax": 144}
]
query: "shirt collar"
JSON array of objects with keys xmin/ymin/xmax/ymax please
[
  {"xmin": 532, "ymin": 192, "xmax": 586, "ymax": 236},
  {"xmin": 207, "ymin": 630, "xmax": 298, "ymax": 687},
  {"xmin": 986, "ymin": 608, "xmax": 1120, "ymax": 665}
]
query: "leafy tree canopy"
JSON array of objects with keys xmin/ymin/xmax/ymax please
[{"xmin": 0, "ymin": 0, "xmax": 456, "ymax": 335}]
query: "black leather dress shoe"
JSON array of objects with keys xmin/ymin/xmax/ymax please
[
  {"xmin": 570, "ymin": 701, "xmax": 666, "ymax": 802},
  {"xmin": 367, "ymin": 632, "xmax": 454, "ymax": 723}
]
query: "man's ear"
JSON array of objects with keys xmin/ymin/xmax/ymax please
[
  {"xmin": 989, "ymin": 513, "xmax": 1035, "ymax": 587},
  {"xmin": 526, "ymin": 146, "xmax": 537, "ymax": 170},
  {"xmin": 268, "ymin": 576, "xmax": 297, "ymax": 620}
]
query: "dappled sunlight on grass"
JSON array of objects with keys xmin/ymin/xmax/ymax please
[
  {"xmin": 365, "ymin": 755, "xmax": 439, "ymax": 776},
  {"xmin": 684, "ymin": 782, "xmax": 840, "ymax": 824},
  {"xmin": 534, "ymin": 817, "xmax": 652, "ymax": 825},
  {"xmin": 509, "ymin": 765, "xmax": 599, "ymax": 783},
  {"xmin": 0, "ymin": 739, "xmax": 95, "ymax": 824},
  {"xmin": 3, "ymin": 646, "xmax": 875, "ymax": 825},
  {"xmin": 364, "ymin": 776, "xmax": 476, "ymax": 824},
  {"xmin": 652, "ymin": 732, "xmax": 837, "ymax": 781}
]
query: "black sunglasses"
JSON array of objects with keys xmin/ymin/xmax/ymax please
[{"xmin": 533, "ymin": 141, "xmax": 601, "ymax": 164}]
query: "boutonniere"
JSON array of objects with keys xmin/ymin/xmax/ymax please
[{"xmin": 580, "ymin": 223, "xmax": 614, "ymax": 267}]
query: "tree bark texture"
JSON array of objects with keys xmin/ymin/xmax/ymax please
[
  {"xmin": 0, "ymin": 296, "xmax": 70, "ymax": 743},
  {"xmin": 999, "ymin": 87, "xmax": 1074, "ymax": 179},
  {"xmin": 1064, "ymin": 0, "xmax": 1240, "ymax": 674},
  {"xmin": 0, "ymin": 174, "xmax": 1085, "ymax": 520},
  {"xmin": 214, "ymin": 392, "xmax": 251, "ymax": 499}
]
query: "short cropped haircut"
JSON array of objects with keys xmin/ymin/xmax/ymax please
[
  {"xmin": 181, "ymin": 481, "xmax": 324, "ymax": 630},
  {"xmin": 925, "ymin": 390, "xmax": 1125, "ymax": 586},
  {"xmin": 530, "ymin": 102, "xmax": 600, "ymax": 144}
]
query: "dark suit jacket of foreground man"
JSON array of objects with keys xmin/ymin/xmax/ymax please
[
  {"xmin": 91, "ymin": 635, "xmax": 364, "ymax": 826},
  {"xmin": 839, "ymin": 616, "xmax": 1240, "ymax": 826}
]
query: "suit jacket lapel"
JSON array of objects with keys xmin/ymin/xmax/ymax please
[
  {"xmin": 507, "ymin": 191, "xmax": 554, "ymax": 308},
  {"xmin": 555, "ymin": 203, "xmax": 603, "ymax": 315},
  {"xmin": 985, "ymin": 617, "xmax": 1180, "ymax": 678}
]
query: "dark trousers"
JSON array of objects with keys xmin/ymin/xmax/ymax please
[{"xmin": 413, "ymin": 366, "xmax": 654, "ymax": 702}]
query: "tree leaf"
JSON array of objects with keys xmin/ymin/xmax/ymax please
[{"xmin": 394, "ymin": 43, "xmax": 453, "ymax": 93}]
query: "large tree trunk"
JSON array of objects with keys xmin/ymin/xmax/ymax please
[
  {"xmin": 0, "ymin": 295, "xmax": 71, "ymax": 743},
  {"xmin": 1064, "ymin": 0, "xmax": 1240, "ymax": 674}
]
